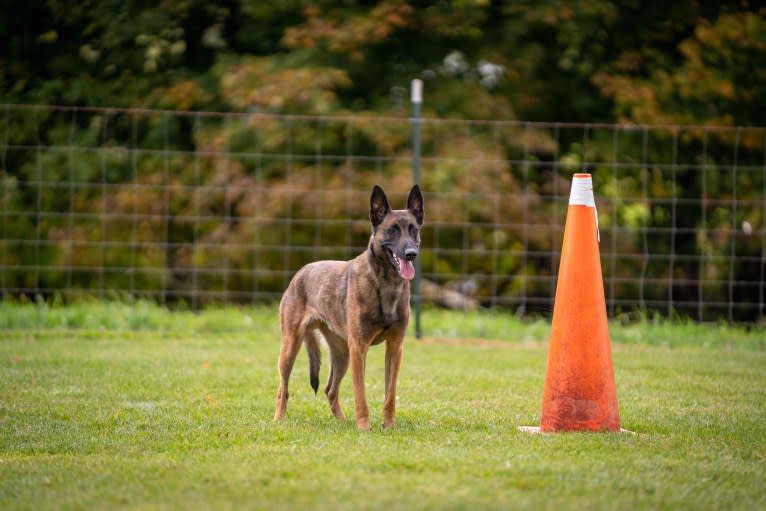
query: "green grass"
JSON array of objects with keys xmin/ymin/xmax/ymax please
[{"xmin": 1, "ymin": 303, "xmax": 765, "ymax": 510}]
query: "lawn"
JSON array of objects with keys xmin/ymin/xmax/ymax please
[{"xmin": 1, "ymin": 303, "xmax": 765, "ymax": 510}]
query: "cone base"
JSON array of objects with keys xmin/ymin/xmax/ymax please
[{"xmin": 518, "ymin": 426, "xmax": 636, "ymax": 435}]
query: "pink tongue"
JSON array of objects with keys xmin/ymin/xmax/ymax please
[{"xmin": 399, "ymin": 259, "xmax": 415, "ymax": 281}]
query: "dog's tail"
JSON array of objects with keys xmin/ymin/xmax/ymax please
[{"xmin": 304, "ymin": 334, "xmax": 321, "ymax": 394}]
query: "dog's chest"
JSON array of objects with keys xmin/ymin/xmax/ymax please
[{"xmin": 373, "ymin": 284, "xmax": 407, "ymax": 328}]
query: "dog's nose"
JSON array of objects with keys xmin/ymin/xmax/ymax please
[{"xmin": 405, "ymin": 247, "xmax": 418, "ymax": 261}]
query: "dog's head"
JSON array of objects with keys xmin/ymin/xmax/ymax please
[{"xmin": 369, "ymin": 184, "xmax": 424, "ymax": 281}]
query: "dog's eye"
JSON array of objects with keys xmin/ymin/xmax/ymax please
[
  {"xmin": 387, "ymin": 225, "xmax": 400, "ymax": 236},
  {"xmin": 409, "ymin": 224, "xmax": 417, "ymax": 238}
]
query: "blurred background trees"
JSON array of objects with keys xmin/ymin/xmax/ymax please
[
  {"xmin": 4, "ymin": 1, "xmax": 763, "ymax": 124},
  {"xmin": 1, "ymin": 1, "xmax": 764, "ymax": 320}
]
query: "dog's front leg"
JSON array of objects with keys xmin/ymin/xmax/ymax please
[
  {"xmin": 383, "ymin": 336, "xmax": 404, "ymax": 429},
  {"xmin": 349, "ymin": 340, "xmax": 370, "ymax": 431}
]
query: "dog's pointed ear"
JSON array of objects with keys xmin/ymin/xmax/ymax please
[
  {"xmin": 407, "ymin": 185, "xmax": 424, "ymax": 225},
  {"xmin": 370, "ymin": 185, "xmax": 390, "ymax": 228}
]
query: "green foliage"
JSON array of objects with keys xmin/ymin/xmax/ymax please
[
  {"xmin": 1, "ymin": 2, "xmax": 765, "ymax": 319},
  {"xmin": 4, "ymin": 1, "xmax": 759, "ymax": 122},
  {"xmin": 595, "ymin": 11, "xmax": 766, "ymax": 128}
]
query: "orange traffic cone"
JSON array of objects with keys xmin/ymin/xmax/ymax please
[{"xmin": 522, "ymin": 173, "xmax": 620, "ymax": 433}]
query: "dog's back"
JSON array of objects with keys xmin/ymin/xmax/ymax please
[{"xmin": 279, "ymin": 259, "xmax": 351, "ymax": 338}]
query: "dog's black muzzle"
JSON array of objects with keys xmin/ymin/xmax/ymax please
[{"xmin": 404, "ymin": 247, "xmax": 418, "ymax": 261}]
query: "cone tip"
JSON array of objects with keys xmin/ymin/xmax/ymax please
[{"xmin": 569, "ymin": 173, "xmax": 595, "ymax": 207}]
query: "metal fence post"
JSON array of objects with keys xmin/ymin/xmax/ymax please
[{"xmin": 411, "ymin": 79, "xmax": 423, "ymax": 339}]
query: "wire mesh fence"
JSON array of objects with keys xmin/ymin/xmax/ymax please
[{"xmin": 1, "ymin": 104, "xmax": 764, "ymax": 322}]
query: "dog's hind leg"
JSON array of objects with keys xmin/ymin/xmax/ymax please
[
  {"xmin": 274, "ymin": 314, "xmax": 304, "ymax": 421},
  {"xmin": 322, "ymin": 329, "xmax": 349, "ymax": 421}
]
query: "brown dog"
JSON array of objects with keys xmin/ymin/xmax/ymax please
[{"xmin": 274, "ymin": 185, "xmax": 424, "ymax": 430}]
